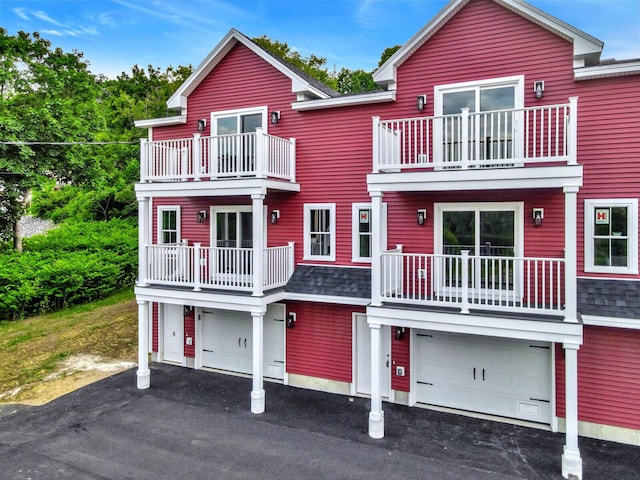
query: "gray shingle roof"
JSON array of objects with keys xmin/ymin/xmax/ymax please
[
  {"xmin": 578, "ymin": 278, "xmax": 640, "ymax": 319},
  {"xmin": 286, "ymin": 265, "xmax": 371, "ymax": 299}
]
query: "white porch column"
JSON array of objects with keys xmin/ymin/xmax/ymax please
[
  {"xmin": 562, "ymin": 343, "xmax": 582, "ymax": 479},
  {"xmin": 136, "ymin": 300, "xmax": 151, "ymax": 389},
  {"xmin": 368, "ymin": 322, "xmax": 384, "ymax": 438},
  {"xmin": 137, "ymin": 196, "xmax": 150, "ymax": 287},
  {"xmin": 251, "ymin": 310, "xmax": 265, "ymax": 414},
  {"xmin": 252, "ymin": 193, "xmax": 265, "ymax": 297},
  {"xmin": 370, "ymin": 191, "xmax": 384, "ymax": 306},
  {"xmin": 564, "ymin": 186, "xmax": 579, "ymax": 322}
]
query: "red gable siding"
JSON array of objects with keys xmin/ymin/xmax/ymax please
[
  {"xmin": 285, "ymin": 301, "xmax": 364, "ymax": 383},
  {"xmin": 556, "ymin": 326, "xmax": 640, "ymax": 430}
]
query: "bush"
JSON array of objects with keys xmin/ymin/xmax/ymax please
[{"xmin": 0, "ymin": 219, "xmax": 137, "ymax": 320}]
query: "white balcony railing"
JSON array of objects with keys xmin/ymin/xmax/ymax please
[
  {"xmin": 373, "ymin": 97, "xmax": 577, "ymax": 173},
  {"xmin": 380, "ymin": 250, "xmax": 565, "ymax": 315},
  {"xmin": 140, "ymin": 128, "xmax": 296, "ymax": 182},
  {"xmin": 145, "ymin": 242, "xmax": 295, "ymax": 294}
]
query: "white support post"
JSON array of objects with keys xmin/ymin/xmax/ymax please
[
  {"xmin": 255, "ymin": 128, "xmax": 265, "ymax": 177},
  {"xmin": 562, "ymin": 343, "xmax": 582, "ymax": 480},
  {"xmin": 368, "ymin": 323, "xmax": 384, "ymax": 438},
  {"xmin": 139, "ymin": 138, "xmax": 149, "ymax": 182},
  {"xmin": 251, "ymin": 310, "xmax": 265, "ymax": 414},
  {"xmin": 567, "ymin": 96, "xmax": 579, "ymax": 165},
  {"xmin": 564, "ymin": 186, "xmax": 579, "ymax": 322},
  {"xmin": 460, "ymin": 108, "xmax": 470, "ymax": 169},
  {"xmin": 372, "ymin": 116, "xmax": 381, "ymax": 173},
  {"xmin": 193, "ymin": 242, "xmax": 201, "ymax": 292},
  {"xmin": 460, "ymin": 250, "xmax": 470, "ymax": 314},
  {"xmin": 287, "ymin": 241, "xmax": 295, "ymax": 279},
  {"xmin": 370, "ymin": 192, "xmax": 384, "ymax": 306},
  {"xmin": 289, "ymin": 138, "xmax": 296, "ymax": 183},
  {"xmin": 193, "ymin": 133, "xmax": 201, "ymax": 181},
  {"xmin": 252, "ymin": 193, "xmax": 265, "ymax": 297},
  {"xmin": 137, "ymin": 196, "xmax": 150, "ymax": 287},
  {"xmin": 136, "ymin": 300, "xmax": 150, "ymax": 389}
]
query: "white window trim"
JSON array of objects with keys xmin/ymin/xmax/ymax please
[
  {"xmin": 433, "ymin": 75, "xmax": 525, "ymax": 114},
  {"xmin": 209, "ymin": 205, "xmax": 267, "ymax": 247},
  {"xmin": 352, "ymin": 202, "xmax": 387, "ymax": 263},
  {"xmin": 584, "ymin": 199, "xmax": 638, "ymax": 275},
  {"xmin": 211, "ymin": 106, "xmax": 269, "ymax": 135},
  {"xmin": 157, "ymin": 205, "xmax": 181, "ymax": 245},
  {"xmin": 304, "ymin": 203, "xmax": 336, "ymax": 262}
]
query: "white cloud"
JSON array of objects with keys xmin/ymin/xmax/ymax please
[
  {"xmin": 42, "ymin": 29, "xmax": 64, "ymax": 37},
  {"xmin": 13, "ymin": 8, "xmax": 30, "ymax": 21},
  {"xmin": 32, "ymin": 10, "xmax": 66, "ymax": 28}
]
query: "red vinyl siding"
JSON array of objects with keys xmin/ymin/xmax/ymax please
[
  {"xmin": 184, "ymin": 308, "xmax": 195, "ymax": 358},
  {"xmin": 391, "ymin": 329, "xmax": 410, "ymax": 392},
  {"xmin": 556, "ymin": 326, "xmax": 640, "ymax": 430},
  {"xmin": 285, "ymin": 302, "xmax": 364, "ymax": 383}
]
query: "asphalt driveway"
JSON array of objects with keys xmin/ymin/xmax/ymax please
[{"xmin": 0, "ymin": 363, "xmax": 638, "ymax": 479}]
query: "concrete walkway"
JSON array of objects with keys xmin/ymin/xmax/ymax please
[{"xmin": 0, "ymin": 363, "xmax": 638, "ymax": 479}]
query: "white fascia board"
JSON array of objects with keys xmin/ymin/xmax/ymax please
[
  {"xmin": 366, "ymin": 305, "xmax": 583, "ymax": 345},
  {"xmin": 134, "ymin": 115, "xmax": 187, "ymax": 129},
  {"xmin": 581, "ymin": 314, "xmax": 640, "ymax": 330},
  {"xmin": 135, "ymin": 179, "xmax": 300, "ymax": 199},
  {"xmin": 575, "ymin": 61, "xmax": 640, "ymax": 80},
  {"xmin": 291, "ymin": 90, "xmax": 396, "ymax": 111},
  {"xmin": 284, "ymin": 292, "xmax": 370, "ymax": 306},
  {"xmin": 367, "ymin": 165, "xmax": 583, "ymax": 193}
]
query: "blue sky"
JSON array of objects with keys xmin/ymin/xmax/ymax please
[{"xmin": 1, "ymin": 1, "xmax": 639, "ymax": 79}]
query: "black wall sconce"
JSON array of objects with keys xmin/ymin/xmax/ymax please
[
  {"xmin": 197, "ymin": 210, "xmax": 207, "ymax": 223},
  {"xmin": 417, "ymin": 209, "xmax": 427, "ymax": 225},
  {"xmin": 394, "ymin": 327, "xmax": 405, "ymax": 340},
  {"xmin": 417, "ymin": 94, "xmax": 427, "ymax": 111},
  {"xmin": 286, "ymin": 312, "xmax": 296, "ymax": 328},
  {"xmin": 534, "ymin": 81, "xmax": 544, "ymax": 99},
  {"xmin": 533, "ymin": 208, "xmax": 544, "ymax": 226},
  {"xmin": 271, "ymin": 111, "xmax": 281, "ymax": 125},
  {"xmin": 270, "ymin": 210, "xmax": 280, "ymax": 224},
  {"xmin": 197, "ymin": 119, "xmax": 206, "ymax": 132}
]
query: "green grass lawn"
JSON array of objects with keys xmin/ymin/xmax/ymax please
[{"xmin": 0, "ymin": 289, "xmax": 138, "ymax": 403}]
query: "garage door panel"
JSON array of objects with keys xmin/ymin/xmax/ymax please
[{"xmin": 415, "ymin": 331, "xmax": 551, "ymax": 423}]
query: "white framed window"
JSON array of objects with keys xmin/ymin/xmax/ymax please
[
  {"xmin": 157, "ymin": 206, "xmax": 181, "ymax": 244},
  {"xmin": 351, "ymin": 202, "xmax": 387, "ymax": 263},
  {"xmin": 304, "ymin": 203, "xmax": 336, "ymax": 261},
  {"xmin": 434, "ymin": 75, "xmax": 524, "ymax": 164},
  {"xmin": 584, "ymin": 199, "xmax": 638, "ymax": 274}
]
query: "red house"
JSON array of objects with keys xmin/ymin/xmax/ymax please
[{"xmin": 134, "ymin": 1, "xmax": 640, "ymax": 478}]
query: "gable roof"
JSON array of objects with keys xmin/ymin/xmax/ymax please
[
  {"xmin": 166, "ymin": 29, "xmax": 338, "ymax": 111},
  {"xmin": 373, "ymin": 0, "xmax": 604, "ymax": 90}
]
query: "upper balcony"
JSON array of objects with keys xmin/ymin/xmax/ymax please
[
  {"xmin": 369, "ymin": 98, "xmax": 582, "ymax": 192},
  {"xmin": 137, "ymin": 128, "xmax": 298, "ymax": 197}
]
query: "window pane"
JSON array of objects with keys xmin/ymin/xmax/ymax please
[
  {"xmin": 217, "ymin": 116, "xmax": 237, "ymax": 135},
  {"xmin": 443, "ymin": 211, "xmax": 475, "ymax": 254},
  {"xmin": 240, "ymin": 212, "xmax": 253, "ymax": 248},
  {"xmin": 611, "ymin": 239, "xmax": 628, "ymax": 267},
  {"xmin": 443, "ymin": 90, "xmax": 475, "ymax": 115},
  {"xmin": 311, "ymin": 209, "xmax": 330, "ymax": 233},
  {"xmin": 359, "ymin": 236, "xmax": 371, "ymax": 258},
  {"xmin": 594, "ymin": 238, "xmax": 610, "ymax": 266},
  {"xmin": 593, "ymin": 206, "xmax": 610, "ymax": 236},
  {"xmin": 480, "ymin": 86, "xmax": 515, "ymax": 111},
  {"xmin": 358, "ymin": 209, "xmax": 371, "ymax": 233},
  {"xmin": 241, "ymin": 113, "xmax": 262, "ymax": 133},
  {"xmin": 611, "ymin": 207, "xmax": 628, "ymax": 236},
  {"xmin": 480, "ymin": 211, "xmax": 514, "ymax": 256}
]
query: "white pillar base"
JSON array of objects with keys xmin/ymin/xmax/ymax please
[
  {"xmin": 136, "ymin": 368, "xmax": 150, "ymax": 390},
  {"xmin": 251, "ymin": 389, "xmax": 265, "ymax": 414},
  {"xmin": 562, "ymin": 446, "xmax": 582, "ymax": 480},
  {"xmin": 368, "ymin": 410, "xmax": 385, "ymax": 439}
]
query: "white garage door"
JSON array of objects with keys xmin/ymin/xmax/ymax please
[
  {"xmin": 201, "ymin": 305, "xmax": 285, "ymax": 379},
  {"xmin": 415, "ymin": 331, "xmax": 551, "ymax": 423}
]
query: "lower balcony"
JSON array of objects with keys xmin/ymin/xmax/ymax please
[
  {"xmin": 379, "ymin": 248, "xmax": 566, "ymax": 317},
  {"xmin": 142, "ymin": 242, "xmax": 294, "ymax": 295}
]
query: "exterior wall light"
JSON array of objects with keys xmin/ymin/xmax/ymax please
[
  {"xmin": 271, "ymin": 111, "xmax": 281, "ymax": 125},
  {"xmin": 197, "ymin": 210, "xmax": 207, "ymax": 223},
  {"xmin": 287, "ymin": 312, "xmax": 296, "ymax": 328},
  {"xmin": 417, "ymin": 209, "xmax": 427, "ymax": 225},
  {"xmin": 394, "ymin": 326, "xmax": 405, "ymax": 340},
  {"xmin": 270, "ymin": 210, "xmax": 280, "ymax": 224},
  {"xmin": 534, "ymin": 81, "xmax": 544, "ymax": 99},
  {"xmin": 533, "ymin": 208, "xmax": 544, "ymax": 226},
  {"xmin": 417, "ymin": 94, "xmax": 427, "ymax": 111},
  {"xmin": 197, "ymin": 119, "xmax": 206, "ymax": 132}
]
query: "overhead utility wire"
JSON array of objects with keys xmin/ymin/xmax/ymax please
[{"xmin": 0, "ymin": 141, "xmax": 138, "ymax": 146}]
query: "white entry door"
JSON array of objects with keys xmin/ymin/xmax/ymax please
[
  {"xmin": 201, "ymin": 305, "xmax": 285, "ymax": 380},
  {"xmin": 415, "ymin": 331, "xmax": 551, "ymax": 423},
  {"xmin": 163, "ymin": 304, "xmax": 184, "ymax": 363},
  {"xmin": 356, "ymin": 315, "xmax": 391, "ymax": 397}
]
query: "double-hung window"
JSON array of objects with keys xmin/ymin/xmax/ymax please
[
  {"xmin": 158, "ymin": 206, "xmax": 180, "ymax": 244},
  {"xmin": 585, "ymin": 199, "xmax": 638, "ymax": 274},
  {"xmin": 352, "ymin": 203, "xmax": 387, "ymax": 263},
  {"xmin": 304, "ymin": 204, "xmax": 336, "ymax": 261}
]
